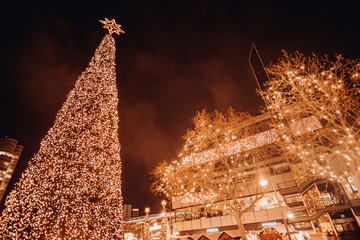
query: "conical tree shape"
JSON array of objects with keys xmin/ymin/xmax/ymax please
[
  {"xmin": 143, "ymin": 212, "xmax": 151, "ymax": 240},
  {"xmin": 0, "ymin": 34, "xmax": 123, "ymax": 239},
  {"xmin": 159, "ymin": 210, "xmax": 169, "ymax": 240}
]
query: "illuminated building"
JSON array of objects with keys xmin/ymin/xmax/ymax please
[
  {"xmin": 124, "ymin": 204, "xmax": 133, "ymax": 221},
  {"xmin": 124, "ymin": 212, "xmax": 173, "ymax": 240},
  {"xmin": 149, "ymin": 45, "xmax": 360, "ymax": 239},
  {"xmin": 132, "ymin": 208, "xmax": 140, "ymax": 218},
  {"xmin": 0, "ymin": 137, "xmax": 23, "ymax": 203},
  {"xmin": 170, "ymin": 113, "xmax": 360, "ymax": 239}
]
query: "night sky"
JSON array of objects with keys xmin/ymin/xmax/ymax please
[{"xmin": 1, "ymin": 1, "xmax": 360, "ymax": 214}]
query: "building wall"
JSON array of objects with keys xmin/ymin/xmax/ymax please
[
  {"xmin": 124, "ymin": 204, "xmax": 133, "ymax": 221},
  {"xmin": 169, "ymin": 114, "xmax": 360, "ymax": 238},
  {"xmin": 124, "ymin": 205, "xmax": 140, "ymax": 220},
  {"xmin": 124, "ymin": 212, "xmax": 168, "ymax": 239},
  {"xmin": 172, "ymin": 171, "xmax": 309, "ymax": 234},
  {"xmin": 131, "ymin": 208, "xmax": 140, "ymax": 218},
  {"xmin": 0, "ymin": 137, "xmax": 23, "ymax": 203}
]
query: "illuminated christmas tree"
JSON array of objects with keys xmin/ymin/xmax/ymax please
[
  {"xmin": 0, "ymin": 19, "xmax": 125, "ymax": 239},
  {"xmin": 143, "ymin": 207, "xmax": 151, "ymax": 240},
  {"xmin": 159, "ymin": 200, "xmax": 169, "ymax": 240}
]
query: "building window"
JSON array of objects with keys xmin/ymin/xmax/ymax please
[
  {"xmin": 284, "ymin": 194, "xmax": 303, "ymax": 205},
  {"xmin": 254, "ymin": 193, "xmax": 279, "ymax": 210},
  {"xmin": 302, "ymin": 185, "xmax": 325, "ymax": 215}
]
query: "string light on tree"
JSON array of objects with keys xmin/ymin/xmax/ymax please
[
  {"xmin": 261, "ymin": 51, "xmax": 360, "ymax": 187},
  {"xmin": 0, "ymin": 19, "xmax": 125, "ymax": 239},
  {"xmin": 151, "ymin": 108, "xmax": 275, "ymax": 240}
]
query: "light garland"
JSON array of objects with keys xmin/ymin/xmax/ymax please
[
  {"xmin": 289, "ymin": 115, "xmax": 322, "ymax": 135},
  {"xmin": 181, "ymin": 116, "xmax": 321, "ymax": 167}
]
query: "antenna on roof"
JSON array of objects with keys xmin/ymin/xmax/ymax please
[{"xmin": 249, "ymin": 43, "xmax": 271, "ymax": 107}]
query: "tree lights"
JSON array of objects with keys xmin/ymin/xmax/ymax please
[
  {"xmin": 261, "ymin": 51, "xmax": 360, "ymax": 187},
  {"xmin": 151, "ymin": 108, "xmax": 274, "ymax": 240},
  {"xmin": 159, "ymin": 200, "xmax": 169, "ymax": 240},
  {"xmin": 0, "ymin": 26, "xmax": 124, "ymax": 238},
  {"xmin": 143, "ymin": 207, "xmax": 151, "ymax": 240}
]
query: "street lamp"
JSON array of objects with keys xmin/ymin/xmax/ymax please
[
  {"xmin": 259, "ymin": 179, "xmax": 268, "ymax": 186},
  {"xmin": 259, "ymin": 178, "xmax": 292, "ymax": 240}
]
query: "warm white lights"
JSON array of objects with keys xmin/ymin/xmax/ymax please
[
  {"xmin": 181, "ymin": 116, "xmax": 321, "ymax": 167},
  {"xmin": 99, "ymin": 18, "xmax": 125, "ymax": 35},
  {"xmin": 151, "ymin": 108, "xmax": 275, "ymax": 240},
  {"xmin": 0, "ymin": 34, "xmax": 124, "ymax": 239},
  {"xmin": 263, "ymin": 51, "xmax": 360, "ymax": 186}
]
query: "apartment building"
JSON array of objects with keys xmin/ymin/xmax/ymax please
[{"xmin": 0, "ymin": 137, "xmax": 23, "ymax": 203}]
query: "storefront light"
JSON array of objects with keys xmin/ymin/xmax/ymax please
[
  {"xmin": 206, "ymin": 228, "xmax": 219, "ymax": 233},
  {"xmin": 262, "ymin": 222, "xmax": 281, "ymax": 227}
]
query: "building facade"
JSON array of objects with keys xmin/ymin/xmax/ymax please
[
  {"xmin": 124, "ymin": 212, "xmax": 170, "ymax": 240},
  {"xmin": 124, "ymin": 205, "xmax": 133, "ymax": 221},
  {"xmin": 169, "ymin": 114, "xmax": 360, "ymax": 240},
  {"xmin": 132, "ymin": 208, "xmax": 140, "ymax": 218},
  {"xmin": 0, "ymin": 137, "xmax": 23, "ymax": 203}
]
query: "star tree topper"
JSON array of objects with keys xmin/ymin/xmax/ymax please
[{"xmin": 99, "ymin": 18, "xmax": 125, "ymax": 35}]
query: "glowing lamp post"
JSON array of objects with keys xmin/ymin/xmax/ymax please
[
  {"xmin": 259, "ymin": 179, "xmax": 268, "ymax": 186},
  {"xmin": 259, "ymin": 178, "xmax": 292, "ymax": 240}
]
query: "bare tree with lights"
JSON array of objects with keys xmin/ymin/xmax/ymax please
[
  {"xmin": 152, "ymin": 108, "xmax": 276, "ymax": 240},
  {"xmin": 260, "ymin": 51, "xmax": 360, "ymax": 188},
  {"xmin": 0, "ymin": 19, "xmax": 125, "ymax": 239}
]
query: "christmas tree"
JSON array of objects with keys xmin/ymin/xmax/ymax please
[
  {"xmin": 143, "ymin": 207, "xmax": 151, "ymax": 240},
  {"xmin": 159, "ymin": 200, "xmax": 169, "ymax": 240},
  {"xmin": 0, "ymin": 19, "xmax": 125, "ymax": 239}
]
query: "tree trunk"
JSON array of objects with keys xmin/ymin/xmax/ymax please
[{"xmin": 234, "ymin": 214, "xmax": 247, "ymax": 240}]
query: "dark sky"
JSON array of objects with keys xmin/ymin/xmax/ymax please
[{"xmin": 1, "ymin": 0, "xmax": 359, "ymax": 214}]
